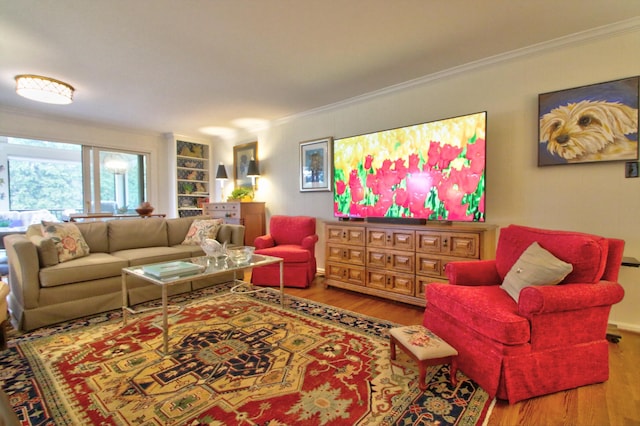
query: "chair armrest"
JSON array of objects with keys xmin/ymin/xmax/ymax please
[
  {"xmin": 301, "ymin": 234, "xmax": 319, "ymax": 251},
  {"xmin": 254, "ymin": 234, "xmax": 275, "ymax": 249},
  {"xmin": 445, "ymin": 260, "xmax": 501, "ymax": 286},
  {"xmin": 518, "ymin": 281, "xmax": 624, "ymax": 316}
]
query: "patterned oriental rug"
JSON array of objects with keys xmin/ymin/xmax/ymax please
[{"xmin": 1, "ymin": 285, "xmax": 494, "ymax": 425}]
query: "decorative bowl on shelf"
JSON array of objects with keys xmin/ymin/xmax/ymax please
[
  {"xmin": 227, "ymin": 246, "xmax": 255, "ymax": 265},
  {"xmin": 135, "ymin": 207, "xmax": 154, "ymax": 216}
]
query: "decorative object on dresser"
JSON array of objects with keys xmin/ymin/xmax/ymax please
[
  {"xmin": 252, "ymin": 215, "xmax": 319, "ymax": 288},
  {"xmin": 423, "ymin": 224, "xmax": 625, "ymax": 404},
  {"xmin": 324, "ymin": 221, "xmax": 496, "ymax": 306},
  {"xmin": 204, "ymin": 201, "xmax": 265, "ymax": 246}
]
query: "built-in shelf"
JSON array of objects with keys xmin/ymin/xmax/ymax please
[{"xmin": 175, "ymin": 140, "xmax": 210, "ymax": 217}]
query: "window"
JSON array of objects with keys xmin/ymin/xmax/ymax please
[{"xmin": 0, "ymin": 137, "xmax": 148, "ymax": 220}]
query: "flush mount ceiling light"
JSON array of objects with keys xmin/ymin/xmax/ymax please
[{"xmin": 15, "ymin": 74, "xmax": 75, "ymax": 105}]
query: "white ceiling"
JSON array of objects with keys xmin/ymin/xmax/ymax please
[{"xmin": 1, "ymin": 0, "xmax": 639, "ymax": 140}]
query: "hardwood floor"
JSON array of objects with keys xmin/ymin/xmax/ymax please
[{"xmin": 283, "ymin": 277, "xmax": 640, "ymax": 426}]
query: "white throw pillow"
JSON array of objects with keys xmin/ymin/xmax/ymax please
[{"xmin": 500, "ymin": 242, "xmax": 573, "ymax": 302}]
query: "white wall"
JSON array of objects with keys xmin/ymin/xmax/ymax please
[
  {"xmin": 1, "ymin": 27, "xmax": 638, "ymax": 330},
  {"xmin": 252, "ymin": 28, "xmax": 640, "ymax": 331}
]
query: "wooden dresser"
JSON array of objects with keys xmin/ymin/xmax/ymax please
[
  {"xmin": 325, "ymin": 220, "xmax": 496, "ymax": 306},
  {"xmin": 204, "ymin": 202, "xmax": 266, "ymax": 246}
]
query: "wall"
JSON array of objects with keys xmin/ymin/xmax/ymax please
[{"xmin": 252, "ymin": 28, "xmax": 640, "ymax": 331}]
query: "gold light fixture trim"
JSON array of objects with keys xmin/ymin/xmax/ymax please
[{"xmin": 15, "ymin": 74, "xmax": 75, "ymax": 105}]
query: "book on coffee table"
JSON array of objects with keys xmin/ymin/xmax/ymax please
[{"xmin": 142, "ymin": 261, "xmax": 204, "ymax": 279}]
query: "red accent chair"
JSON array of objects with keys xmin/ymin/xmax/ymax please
[
  {"xmin": 251, "ymin": 215, "xmax": 318, "ymax": 288},
  {"xmin": 423, "ymin": 224, "xmax": 625, "ymax": 404}
]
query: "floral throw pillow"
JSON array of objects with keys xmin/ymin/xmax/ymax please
[
  {"xmin": 41, "ymin": 222, "xmax": 91, "ymax": 263},
  {"xmin": 182, "ymin": 219, "xmax": 224, "ymax": 245}
]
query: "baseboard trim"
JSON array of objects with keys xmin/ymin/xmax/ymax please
[{"xmin": 608, "ymin": 321, "xmax": 640, "ymax": 334}]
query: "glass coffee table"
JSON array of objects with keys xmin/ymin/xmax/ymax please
[{"xmin": 121, "ymin": 254, "xmax": 283, "ymax": 354}]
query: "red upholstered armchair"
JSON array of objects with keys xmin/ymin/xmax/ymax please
[
  {"xmin": 423, "ymin": 224, "xmax": 625, "ymax": 404},
  {"xmin": 251, "ymin": 215, "xmax": 319, "ymax": 288}
]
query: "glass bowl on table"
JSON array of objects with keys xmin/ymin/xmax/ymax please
[
  {"xmin": 226, "ymin": 246, "xmax": 255, "ymax": 265},
  {"xmin": 201, "ymin": 239, "xmax": 228, "ymax": 265}
]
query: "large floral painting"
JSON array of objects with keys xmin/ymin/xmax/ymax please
[{"xmin": 333, "ymin": 112, "xmax": 486, "ymax": 222}]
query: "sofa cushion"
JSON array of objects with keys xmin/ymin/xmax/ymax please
[
  {"xmin": 166, "ymin": 215, "xmax": 211, "ymax": 246},
  {"xmin": 170, "ymin": 244, "xmax": 207, "ymax": 258},
  {"xmin": 41, "ymin": 222, "xmax": 91, "ymax": 263},
  {"xmin": 75, "ymin": 221, "xmax": 109, "ymax": 253},
  {"xmin": 108, "ymin": 218, "xmax": 168, "ymax": 252},
  {"xmin": 501, "ymin": 242, "xmax": 573, "ymax": 302},
  {"xmin": 182, "ymin": 219, "xmax": 223, "ymax": 245},
  {"xmin": 426, "ymin": 284, "xmax": 530, "ymax": 345},
  {"xmin": 111, "ymin": 247, "xmax": 189, "ymax": 266},
  {"xmin": 39, "ymin": 253, "xmax": 128, "ymax": 287},
  {"xmin": 254, "ymin": 245, "xmax": 311, "ymax": 263},
  {"xmin": 495, "ymin": 225, "xmax": 608, "ymax": 284}
]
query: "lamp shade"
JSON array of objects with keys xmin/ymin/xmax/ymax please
[
  {"xmin": 215, "ymin": 163, "xmax": 228, "ymax": 179},
  {"xmin": 247, "ymin": 159, "xmax": 260, "ymax": 177},
  {"xmin": 15, "ymin": 74, "xmax": 74, "ymax": 105}
]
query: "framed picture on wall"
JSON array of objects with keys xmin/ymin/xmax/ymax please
[
  {"xmin": 299, "ymin": 137, "xmax": 332, "ymax": 192},
  {"xmin": 538, "ymin": 76, "xmax": 639, "ymax": 166},
  {"xmin": 233, "ymin": 141, "xmax": 258, "ymax": 188}
]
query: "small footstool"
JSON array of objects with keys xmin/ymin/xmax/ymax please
[{"xmin": 389, "ymin": 325, "xmax": 458, "ymax": 391}]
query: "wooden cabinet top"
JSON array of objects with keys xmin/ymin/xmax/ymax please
[{"xmin": 325, "ymin": 220, "xmax": 496, "ymax": 232}]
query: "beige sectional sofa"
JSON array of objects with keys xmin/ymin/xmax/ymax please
[{"xmin": 4, "ymin": 215, "xmax": 244, "ymax": 331}]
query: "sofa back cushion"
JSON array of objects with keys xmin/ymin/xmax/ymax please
[
  {"xmin": 108, "ymin": 218, "xmax": 168, "ymax": 252},
  {"xmin": 75, "ymin": 221, "xmax": 109, "ymax": 253},
  {"xmin": 496, "ymin": 225, "xmax": 608, "ymax": 284},
  {"xmin": 166, "ymin": 215, "xmax": 211, "ymax": 246}
]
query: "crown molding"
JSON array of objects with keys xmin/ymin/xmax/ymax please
[{"xmin": 276, "ymin": 17, "xmax": 640, "ymax": 126}]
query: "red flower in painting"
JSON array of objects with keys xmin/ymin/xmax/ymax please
[
  {"xmin": 371, "ymin": 189, "xmax": 394, "ymax": 217},
  {"xmin": 395, "ymin": 188, "xmax": 409, "ymax": 208},
  {"xmin": 349, "ymin": 170, "xmax": 364, "ymax": 203},
  {"xmin": 408, "ymin": 153, "xmax": 420, "ymax": 174},
  {"xmin": 427, "ymin": 141, "xmax": 441, "ymax": 168},
  {"xmin": 350, "ymin": 203, "xmax": 367, "ymax": 218},
  {"xmin": 364, "ymin": 154, "xmax": 373, "ymax": 170},
  {"xmin": 381, "ymin": 169, "xmax": 400, "ymax": 189},
  {"xmin": 366, "ymin": 173, "xmax": 381, "ymax": 195},
  {"xmin": 438, "ymin": 144, "xmax": 463, "ymax": 170},
  {"xmin": 449, "ymin": 167, "xmax": 481, "ymax": 194},
  {"xmin": 336, "ymin": 180, "xmax": 346, "ymax": 195},
  {"xmin": 394, "ymin": 158, "xmax": 408, "ymax": 181},
  {"xmin": 467, "ymin": 138, "xmax": 486, "ymax": 174}
]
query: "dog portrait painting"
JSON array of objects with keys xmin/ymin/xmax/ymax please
[{"xmin": 539, "ymin": 76, "xmax": 639, "ymax": 166}]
